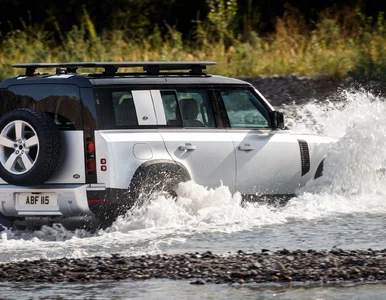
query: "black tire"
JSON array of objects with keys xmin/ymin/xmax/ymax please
[
  {"xmin": 0, "ymin": 109, "xmax": 63, "ymax": 186},
  {"xmin": 0, "ymin": 213, "xmax": 13, "ymax": 230},
  {"xmin": 130, "ymin": 170, "xmax": 181, "ymax": 210}
]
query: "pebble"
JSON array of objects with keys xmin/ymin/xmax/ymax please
[{"xmin": 0, "ymin": 249, "xmax": 385, "ymax": 285}]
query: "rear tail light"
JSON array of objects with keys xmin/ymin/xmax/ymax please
[
  {"xmin": 84, "ymin": 135, "xmax": 97, "ymax": 183},
  {"xmin": 86, "ymin": 141, "xmax": 95, "ymax": 153},
  {"xmin": 86, "ymin": 159, "xmax": 96, "ymax": 171}
]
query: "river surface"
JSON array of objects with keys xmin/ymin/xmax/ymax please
[{"xmin": 1, "ymin": 89, "xmax": 386, "ymax": 299}]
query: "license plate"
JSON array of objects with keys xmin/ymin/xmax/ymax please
[{"xmin": 16, "ymin": 193, "xmax": 58, "ymax": 210}]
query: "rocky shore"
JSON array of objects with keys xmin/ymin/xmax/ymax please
[{"xmin": 1, "ymin": 249, "xmax": 385, "ymax": 285}]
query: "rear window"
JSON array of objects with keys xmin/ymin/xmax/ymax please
[{"xmin": 1, "ymin": 84, "xmax": 83, "ymax": 130}]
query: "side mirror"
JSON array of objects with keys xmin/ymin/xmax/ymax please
[{"xmin": 272, "ymin": 111, "xmax": 285, "ymax": 130}]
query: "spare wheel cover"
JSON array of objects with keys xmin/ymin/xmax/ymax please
[{"xmin": 0, "ymin": 109, "xmax": 63, "ymax": 186}]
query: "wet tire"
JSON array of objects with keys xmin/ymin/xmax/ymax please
[
  {"xmin": 128, "ymin": 168, "xmax": 188, "ymax": 212},
  {"xmin": 135, "ymin": 171, "xmax": 180, "ymax": 204},
  {"xmin": 0, "ymin": 109, "xmax": 63, "ymax": 186}
]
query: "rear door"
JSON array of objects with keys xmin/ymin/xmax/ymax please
[
  {"xmin": 219, "ymin": 88, "xmax": 302, "ymax": 195},
  {"xmin": 152, "ymin": 88, "xmax": 236, "ymax": 192},
  {"xmin": 0, "ymin": 84, "xmax": 87, "ymax": 184}
]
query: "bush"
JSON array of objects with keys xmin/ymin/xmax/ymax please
[{"xmin": 1, "ymin": 5, "xmax": 386, "ymax": 80}]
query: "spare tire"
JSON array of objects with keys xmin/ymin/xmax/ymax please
[{"xmin": 0, "ymin": 109, "xmax": 63, "ymax": 186}]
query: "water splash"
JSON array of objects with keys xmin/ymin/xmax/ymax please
[
  {"xmin": 286, "ymin": 88, "xmax": 384, "ymax": 137},
  {"xmin": 292, "ymin": 89, "xmax": 386, "ymax": 195}
]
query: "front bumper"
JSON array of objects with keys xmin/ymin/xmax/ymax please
[{"xmin": 0, "ymin": 184, "xmax": 106, "ymax": 217}]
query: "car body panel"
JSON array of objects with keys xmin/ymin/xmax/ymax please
[
  {"xmin": 159, "ymin": 129, "xmax": 236, "ymax": 192},
  {"xmin": 227, "ymin": 129, "xmax": 302, "ymax": 194},
  {"xmin": 291, "ymin": 133, "xmax": 338, "ymax": 186},
  {"xmin": 94, "ymin": 129, "xmax": 173, "ymax": 190}
]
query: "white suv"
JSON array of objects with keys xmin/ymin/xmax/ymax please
[{"xmin": 0, "ymin": 62, "xmax": 335, "ymax": 229}]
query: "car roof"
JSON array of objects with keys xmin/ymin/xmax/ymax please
[{"xmin": 0, "ymin": 73, "xmax": 250, "ymax": 88}]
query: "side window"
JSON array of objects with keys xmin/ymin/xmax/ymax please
[
  {"xmin": 160, "ymin": 89, "xmax": 216, "ymax": 128},
  {"xmin": 112, "ymin": 91, "xmax": 137, "ymax": 127},
  {"xmin": 96, "ymin": 88, "xmax": 157, "ymax": 129},
  {"xmin": 5, "ymin": 84, "xmax": 82, "ymax": 130},
  {"xmin": 221, "ymin": 90, "xmax": 271, "ymax": 128}
]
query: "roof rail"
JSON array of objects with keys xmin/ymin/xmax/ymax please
[{"xmin": 12, "ymin": 61, "xmax": 217, "ymax": 76}]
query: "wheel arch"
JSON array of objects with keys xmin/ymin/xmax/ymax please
[{"xmin": 128, "ymin": 159, "xmax": 191, "ymax": 192}]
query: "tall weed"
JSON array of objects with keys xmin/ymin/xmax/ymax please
[{"xmin": 1, "ymin": 6, "xmax": 386, "ymax": 80}]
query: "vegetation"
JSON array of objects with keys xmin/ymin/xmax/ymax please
[{"xmin": 1, "ymin": 2, "xmax": 386, "ymax": 80}]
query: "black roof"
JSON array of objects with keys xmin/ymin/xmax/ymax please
[{"xmin": 0, "ymin": 61, "xmax": 251, "ymax": 88}]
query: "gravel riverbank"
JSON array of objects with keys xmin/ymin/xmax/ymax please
[{"xmin": 1, "ymin": 249, "xmax": 385, "ymax": 285}]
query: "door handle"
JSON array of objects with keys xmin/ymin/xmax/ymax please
[
  {"xmin": 238, "ymin": 144, "xmax": 255, "ymax": 151},
  {"xmin": 179, "ymin": 144, "xmax": 197, "ymax": 151}
]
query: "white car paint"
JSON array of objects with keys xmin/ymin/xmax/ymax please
[
  {"xmin": 292, "ymin": 133, "xmax": 338, "ymax": 187},
  {"xmin": 95, "ymin": 129, "xmax": 173, "ymax": 190},
  {"xmin": 132, "ymin": 90, "xmax": 158, "ymax": 125},
  {"xmin": 227, "ymin": 129, "xmax": 302, "ymax": 195},
  {"xmin": 159, "ymin": 129, "xmax": 236, "ymax": 192}
]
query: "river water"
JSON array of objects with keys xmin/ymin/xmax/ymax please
[{"xmin": 1, "ymin": 89, "xmax": 386, "ymax": 299}]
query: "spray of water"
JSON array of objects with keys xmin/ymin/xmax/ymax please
[{"xmin": 292, "ymin": 89, "xmax": 386, "ymax": 195}]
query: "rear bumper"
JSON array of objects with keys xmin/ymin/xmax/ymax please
[{"xmin": 0, "ymin": 184, "xmax": 111, "ymax": 218}]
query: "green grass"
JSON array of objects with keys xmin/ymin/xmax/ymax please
[{"xmin": 1, "ymin": 7, "xmax": 386, "ymax": 81}]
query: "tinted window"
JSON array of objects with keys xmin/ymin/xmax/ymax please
[
  {"xmin": 95, "ymin": 88, "xmax": 138, "ymax": 129},
  {"xmin": 112, "ymin": 91, "xmax": 137, "ymax": 127},
  {"xmin": 160, "ymin": 89, "xmax": 216, "ymax": 128},
  {"xmin": 221, "ymin": 90, "xmax": 271, "ymax": 128},
  {"xmin": 3, "ymin": 84, "xmax": 82, "ymax": 130}
]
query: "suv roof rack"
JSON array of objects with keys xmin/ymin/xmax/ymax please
[{"xmin": 12, "ymin": 61, "xmax": 217, "ymax": 76}]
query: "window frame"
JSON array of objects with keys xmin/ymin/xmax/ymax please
[{"xmin": 160, "ymin": 88, "xmax": 217, "ymax": 129}]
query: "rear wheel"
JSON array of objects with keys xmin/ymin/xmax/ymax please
[
  {"xmin": 129, "ymin": 170, "xmax": 180, "ymax": 211},
  {"xmin": 0, "ymin": 214, "xmax": 13, "ymax": 230}
]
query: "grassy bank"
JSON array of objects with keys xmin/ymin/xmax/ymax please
[{"xmin": 1, "ymin": 7, "xmax": 386, "ymax": 80}]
